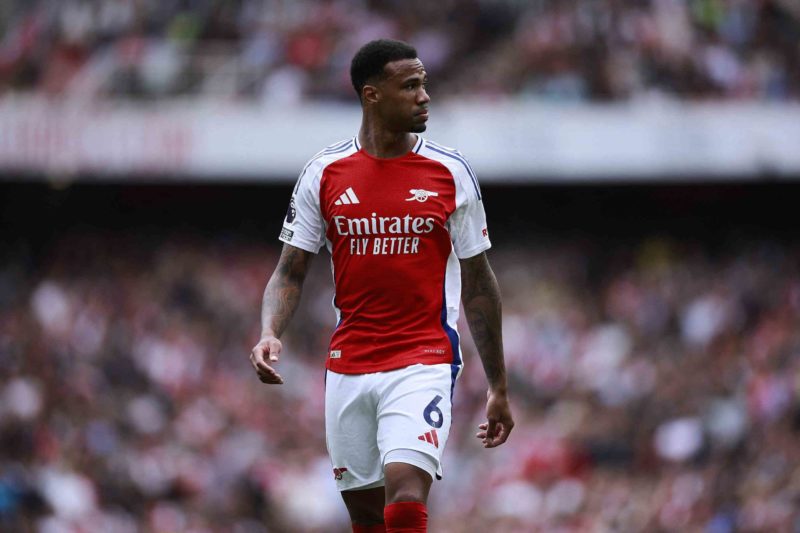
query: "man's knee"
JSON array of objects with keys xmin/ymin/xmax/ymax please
[
  {"xmin": 384, "ymin": 461, "xmax": 433, "ymax": 504},
  {"xmin": 342, "ymin": 486, "xmax": 385, "ymax": 525}
]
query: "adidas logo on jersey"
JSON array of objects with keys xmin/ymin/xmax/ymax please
[
  {"xmin": 418, "ymin": 429, "xmax": 439, "ymax": 449},
  {"xmin": 335, "ymin": 187, "xmax": 360, "ymax": 205}
]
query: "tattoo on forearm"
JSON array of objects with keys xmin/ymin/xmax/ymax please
[
  {"xmin": 461, "ymin": 254, "xmax": 506, "ymax": 389},
  {"xmin": 262, "ymin": 246, "xmax": 311, "ymax": 338}
]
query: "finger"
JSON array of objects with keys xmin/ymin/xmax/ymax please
[
  {"xmin": 486, "ymin": 419, "xmax": 498, "ymax": 439},
  {"xmin": 267, "ymin": 339, "xmax": 282, "ymax": 362},
  {"xmin": 259, "ymin": 374, "xmax": 284, "ymax": 385},
  {"xmin": 256, "ymin": 357, "xmax": 279, "ymax": 373},
  {"xmin": 256, "ymin": 361, "xmax": 281, "ymax": 377},
  {"xmin": 491, "ymin": 426, "xmax": 507, "ymax": 446},
  {"xmin": 476, "ymin": 431, "xmax": 487, "ymax": 439},
  {"xmin": 256, "ymin": 362, "xmax": 279, "ymax": 377},
  {"xmin": 250, "ymin": 346, "xmax": 268, "ymax": 366},
  {"xmin": 482, "ymin": 419, "xmax": 499, "ymax": 447},
  {"xmin": 485, "ymin": 423, "xmax": 512, "ymax": 447},
  {"xmin": 477, "ymin": 423, "xmax": 488, "ymax": 430},
  {"xmin": 257, "ymin": 366, "xmax": 283, "ymax": 383}
]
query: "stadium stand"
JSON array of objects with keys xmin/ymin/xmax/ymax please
[
  {"xmin": 1, "ymin": 183, "xmax": 799, "ymax": 531},
  {"xmin": 0, "ymin": 0, "xmax": 798, "ymax": 102},
  {"xmin": 1, "ymin": 1, "xmax": 799, "ymax": 531}
]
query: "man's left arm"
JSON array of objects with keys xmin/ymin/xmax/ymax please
[{"xmin": 460, "ymin": 252, "xmax": 514, "ymax": 448}]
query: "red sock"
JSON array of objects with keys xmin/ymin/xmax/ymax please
[
  {"xmin": 384, "ymin": 501, "xmax": 427, "ymax": 532},
  {"xmin": 352, "ymin": 523, "xmax": 386, "ymax": 533}
]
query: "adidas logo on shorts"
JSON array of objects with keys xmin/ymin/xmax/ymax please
[{"xmin": 418, "ymin": 429, "xmax": 439, "ymax": 449}]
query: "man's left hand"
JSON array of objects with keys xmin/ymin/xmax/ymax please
[{"xmin": 476, "ymin": 389, "xmax": 514, "ymax": 448}]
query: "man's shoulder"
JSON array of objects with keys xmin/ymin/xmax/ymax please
[
  {"xmin": 417, "ymin": 138, "xmax": 473, "ymax": 170},
  {"xmin": 419, "ymin": 138, "xmax": 462, "ymax": 155},
  {"xmin": 417, "ymin": 138, "xmax": 479, "ymax": 193},
  {"xmin": 299, "ymin": 137, "xmax": 360, "ymax": 178}
]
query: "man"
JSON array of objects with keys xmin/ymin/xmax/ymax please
[{"xmin": 250, "ymin": 39, "xmax": 513, "ymax": 533}]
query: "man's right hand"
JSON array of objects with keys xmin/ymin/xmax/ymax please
[{"xmin": 250, "ymin": 336, "xmax": 284, "ymax": 384}]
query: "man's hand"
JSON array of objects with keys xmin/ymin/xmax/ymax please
[
  {"xmin": 250, "ymin": 336, "xmax": 284, "ymax": 384},
  {"xmin": 476, "ymin": 389, "xmax": 514, "ymax": 448},
  {"xmin": 252, "ymin": 244, "xmax": 314, "ymax": 385}
]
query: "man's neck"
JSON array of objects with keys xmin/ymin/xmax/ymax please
[{"xmin": 358, "ymin": 121, "xmax": 417, "ymax": 159}]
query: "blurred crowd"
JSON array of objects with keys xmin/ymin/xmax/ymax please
[
  {"xmin": 1, "ymin": 229, "xmax": 799, "ymax": 532},
  {"xmin": 0, "ymin": 0, "xmax": 798, "ymax": 103}
]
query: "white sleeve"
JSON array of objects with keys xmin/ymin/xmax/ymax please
[
  {"xmin": 451, "ymin": 197, "xmax": 491, "ymax": 258},
  {"xmin": 450, "ymin": 158, "xmax": 491, "ymax": 259},
  {"xmin": 278, "ymin": 161, "xmax": 326, "ymax": 253}
]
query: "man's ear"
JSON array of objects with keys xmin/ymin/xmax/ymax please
[{"xmin": 362, "ymin": 84, "xmax": 380, "ymax": 104}]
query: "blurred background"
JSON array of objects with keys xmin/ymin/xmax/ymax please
[{"xmin": 1, "ymin": 1, "xmax": 799, "ymax": 532}]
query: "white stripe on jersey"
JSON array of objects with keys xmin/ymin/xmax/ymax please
[{"xmin": 345, "ymin": 187, "xmax": 360, "ymax": 204}]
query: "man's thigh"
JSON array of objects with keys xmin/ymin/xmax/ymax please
[
  {"xmin": 325, "ymin": 370, "xmax": 384, "ymax": 491},
  {"xmin": 376, "ymin": 363, "xmax": 456, "ymax": 481}
]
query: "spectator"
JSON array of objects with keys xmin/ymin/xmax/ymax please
[
  {"xmin": 0, "ymin": 0, "xmax": 798, "ymax": 102},
  {"xmin": 1, "ymin": 230, "xmax": 799, "ymax": 531}
]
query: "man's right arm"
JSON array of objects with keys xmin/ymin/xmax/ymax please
[{"xmin": 250, "ymin": 243, "xmax": 314, "ymax": 384}]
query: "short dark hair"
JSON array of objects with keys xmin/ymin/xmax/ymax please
[{"xmin": 350, "ymin": 39, "xmax": 418, "ymax": 99}]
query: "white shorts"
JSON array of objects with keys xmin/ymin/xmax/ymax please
[{"xmin": 325, "ymin": 363, "xmax": 459, "ymax": 491}]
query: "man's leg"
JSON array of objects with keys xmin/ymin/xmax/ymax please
[
  {"xmin": 374, "ymin": 364, "xmax": 455, "ymax": 532},
  {"xmin": 341, "ymin": 486, "xmax": 386, "ymax": 532},
  {"xmin": 384, "ymin": 462, "xmax": 431, "ymax": 504},
  {"xmin": 341, "ymin": 463, "xmax": 431, "ymax": 532},
  {"xmin": 383, "ymin": 461, "xmax": 432, "ymax": 532},
  {"xmin": 325, "ymin": 370, "xmax": 386, "ymax": 532}
]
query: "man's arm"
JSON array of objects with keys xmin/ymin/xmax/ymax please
[
  {"xmin": 460, "ymin": 252, "xmax": 514, "ymax": 448},
  {"xmin": 249, "ymin": 243, "xmax": 314, "ymax": 385}
]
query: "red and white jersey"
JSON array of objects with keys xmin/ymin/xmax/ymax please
[{"xmin": 279, "ymin": 135, "xmax": 491, "ymax": 374}]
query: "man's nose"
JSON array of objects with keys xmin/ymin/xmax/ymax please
[{"xmin": 418, "ymin": 87, "xmax": 430, "ymax": 104}]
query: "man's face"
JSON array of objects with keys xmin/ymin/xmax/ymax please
[{"xmin": 373, "ymin": 58, "xmax": 430, "ymax": 133}]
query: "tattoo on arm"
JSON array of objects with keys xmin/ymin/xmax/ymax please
[
  {"xmin": 460, "ymin": 253, "xmax": 507, "ymax": 391},
  {"xmin": 261, "ymin": 244, "xmax": 313, "ymax": 338}
]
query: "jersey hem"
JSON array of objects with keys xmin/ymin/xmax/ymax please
[{"xmin": 325, "ymin": 357, "xmax": 453, "ymax": 375}]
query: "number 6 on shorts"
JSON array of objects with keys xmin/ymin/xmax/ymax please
[{"xmin": 423, "ymin": 395, "xmax": 444, "ymax": 428}]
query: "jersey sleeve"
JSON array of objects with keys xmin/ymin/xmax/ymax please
[
  {"xmin": 449, "ymin": 154, "xmax": 491, "ymax": 259},
  {"xmin": 279, "ymin": 160, "xmax": 326, "ymax": 253}
]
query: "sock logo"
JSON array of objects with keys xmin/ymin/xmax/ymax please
[{"xmin": 333, "ymin": 467, "xmax": 348, "ymax": 480}]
